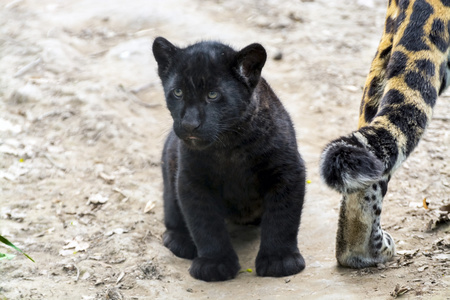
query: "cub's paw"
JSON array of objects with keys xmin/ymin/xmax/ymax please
[
  {"xmin": 256, "ymin": 251, "xmax": 305, "ymax": 277},
  {"xmin": 163, "ymin": 230, "xmax": 197, "ymax": 259},
  {"xmin": 189, "ymin": 255, "xmax": 240, "ymax": 282}
]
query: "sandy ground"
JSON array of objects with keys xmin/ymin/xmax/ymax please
[{"xmin": 0, "ymin": 0, "xmax": 449, "ymax": 299}]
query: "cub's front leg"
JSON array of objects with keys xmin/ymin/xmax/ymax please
[
  {"xmin": 162, "ymin": 133, "xmax": 197, "ymax": 260},
  {"xmin": 177, "ymin": 174, "xmax": 240, "ymax": 282},
  {"xmin": 256, "ymin": 166, "xmax": 306, "ymax": 277}
]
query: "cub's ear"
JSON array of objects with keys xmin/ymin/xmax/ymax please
[
  {"xmin": 236, "ymin": 43, "xmax": 267, "ymax": 89},
  {"xmin": 152, "ymin": 37, "xmax": 178, "ymax": 78}
]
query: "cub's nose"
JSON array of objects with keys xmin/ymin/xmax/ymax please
[
  {"xmin": 181, "ymin": 119, "xmax": 200, "ymax": 133},
  {"xmin": 181, "ymin": 107, "xmax": 201, "ymax": 133}
]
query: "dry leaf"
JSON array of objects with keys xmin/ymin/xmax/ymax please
[
  {"xmin": 0, "ymin": 118, "xmax": 21, "ymax": 133},
  {"xmin": 422, "ymin": 198, "xmax": 429, "ymax": 210},
  {"xmin": 390, "ymin": 284, "xmax": 410, "ymax": 298},
  {"xmin": 0, "ymin": 165, "xmax": 30, "ymax": 181},
  {"xmin": 0, "ymin": 144, "xmax": 19, "ymax": 156},
  {"xmin": 59, "ymin": 249, "xmax": 75, "ymax": 256},
  {"xmin": 113, "ymin": 187, "xmax": 129, "ymax": 202},
  {"xmin": 434, "ymin": 254, "xmax": 450, "ymax": 261},
  {"xmin": 417, "ymin": 265, "xmax": 428, "ymax": 272},
  {"xmin": 116, "ymin": 272, "xmax": 125, "ymax": 284},
  {"xmin": 396, "ymin": 249, "xmax": 419, "ymax": 258},
  {"xmin": 105, "ymin": 228, "xmax": 128, "ymax": 237},
  {"xmin": 342, "ymin": 85, "xmax": 359, "ymax": 92},
  {"xmin": 63, "ymin": 236, "xmax": 90, "ymax": 252},
  {"xmin": 98, "ymin": 172, "xmax": 115, "ymax": 184},
  {"xmin": 144, "ymin": 200, "xmax": 156, "ymax": 213},
  {"xmin": 87, "ymin": 193, "xmax": 108, "ymax": 205}
]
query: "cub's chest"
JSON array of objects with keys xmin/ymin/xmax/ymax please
[
  {"xmin": 206, "ymin": 149, "xmax": 259, "ymax": 184},
  {"xmin": 181, "ymin": 147, "xmax": 265, "ymax": 222},
  {"xmin": 183, "ymin": 146, "xmax": 263, "ymax": 192},
  {"xmin": 217, "ymin": 157, "xmax": 264, "ymax": 224}
]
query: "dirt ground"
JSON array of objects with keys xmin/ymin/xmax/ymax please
[{"xmin": 0, "ymin": 0, "xmax": 449, "ymax": 299}]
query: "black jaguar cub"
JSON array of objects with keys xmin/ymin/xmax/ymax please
[{"xmin": 152, "ymin": 37, "xmax": 306, "ymax": 282}]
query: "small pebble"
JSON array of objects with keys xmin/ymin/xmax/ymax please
[{"xmin": 273, "ymin": 51, "xmax": 283, "ymax": 61}]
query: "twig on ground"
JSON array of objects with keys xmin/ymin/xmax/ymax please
[
  {"xmin": 118, "ymin": 85, "xmax": 160, "ymax": 108},
  {"xmin": 5, "ymin": 0, "xmax": 24, "ymax": 9},
  {"xmin": 130, "ymin": 82, "xmax": 155, "ymax": 94},
  {"xmin": 34, "ymin": 111, "xmax": 61, "ymax": 122},
  {"xmin": 89, "ymin": 50, "xmax": 108, "ymax": 58},
  {"xmin": 129, "ymin": 93, "xmax": 160, "ymax": 108},
  {"xmin": 98, "ymin": 172, "xmax": 115, "ymax": 184},
  {"xmin": 116, "ymin": 272, "xmax": 125, "ymax": 284},
  {"xmin": 14, "ymin": 57, "xmax": 42, "ymax": 78},
  {"xmin": 433, "ymin": 115, "xmax": 450, "ymax": 121},
  {"xmin": 141, "ymin": 230, "xmax": 153, "ymax": 242},
  {"xmin": 44, "ymin": 154, "xmax": 66, "ymax": 171},
  {"xmin": 74, "ymin": 264, "xmax": 80, "ymax": 282},
  {"xmin": 33, "ymin": 110, "xmax": 75, "ymax": 122},
  {"xmin": 113, "ymin": 187, "xmax": 129, "ymax": 202}
]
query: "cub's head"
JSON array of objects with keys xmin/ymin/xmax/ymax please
[{"xmin": 152, "ymin": 37, "xmax": 266, "ymax": 150}]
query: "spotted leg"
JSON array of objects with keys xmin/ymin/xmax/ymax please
[{"xmin": 336, "ymin": 176, "xmax": 395, "ymax": 268}]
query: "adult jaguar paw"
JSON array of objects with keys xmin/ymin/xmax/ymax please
[
  {"xmin": 189, "ymin": 255, "xmax": 240, "ymax": 282},
  {"xmin": 337, "ymin": 230, "xmax": 396, "ymax": 268},
  {"xmin": 163, "ymin": 230, "xmax": 197, "ymax": 259},
  {"xmin": 255, "ymin": 251, "xmax": 305, "ymax": 277}
]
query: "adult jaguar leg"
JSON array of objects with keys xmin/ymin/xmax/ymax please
[
  {"xmin": 321, "ymin": 0, "xmax": 450, "ymax": 268},
  {"xmin": 336, "ymin": 177, "xmax": 395, "ymax": 268}
]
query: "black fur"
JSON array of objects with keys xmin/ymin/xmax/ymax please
[
  {"xmin": 399, "ymin": 0, "xmax": 409, "ymax": 11},
  {"xmin": 404, "ymin": 71, "xmax": 438, "ymax": 107},
  {"xmin": 385, "ymin": 51, "xmax": 408, "ymax": 79},
  {"xmin": 153, "ymin": 37, "xmax": 306, "ymax": 282},
  {"xmin": 430, "ymin": 18, "xmax": 448, "ymax": 52},
  {"xmin": 363, "ymin": 102, "xmax": 379, "ymax": 124},
  {"xmin": 320, "ymin": 136, "xmax": 384, "ymax": 193},
  {"xmin": 394, "ymin": 0, "xmax": 409, "ymax": 33},
  {"xmin": 399, "ymin": 0, "xmax": 433, "ymax": 52},
  {"xmin": 379, "ymin": 45, "xmax": 393, "ymax": 59},
  {"xmin": 380, "ymin": 89, "xmax": 405, "ymax": 106},
  {"xmin": 378, "ymin": 103, "xmax": 428, "ymax": 156},
  {"xmin": 415, "ymin": 59, "xmax": 435, "ymax": 77},
  {"xmin": 359, "ymin": 126, "xmax": 399, "ymax": 171},
  {"xmin": 368, "ymin": 76, "xmax": 382, "ymax": 98},
  {"xmin": 385, "ymin": 16, "xmax": 395, "ymax": 34}
]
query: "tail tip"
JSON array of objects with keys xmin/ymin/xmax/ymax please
[{"xmin": 320, "ymin": 140, "xmax": 384, "ymax": 193}]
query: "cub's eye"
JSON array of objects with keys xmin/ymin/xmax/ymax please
[
  {"xmin": 173, "ymin": 88, "xmax": 183, "ymax": 98},
  {"xmin": 207, "ymin": 91, "xmax": 219, "ymax": 100}
]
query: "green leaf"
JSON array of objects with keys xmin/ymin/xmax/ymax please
[
  {"xmin": 0, "ymin": 235, "xmax": 35, "ymax": 262},
  {"xmin": 0, "ymin": 253, "xmax": 16, "ymax": 260}
]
